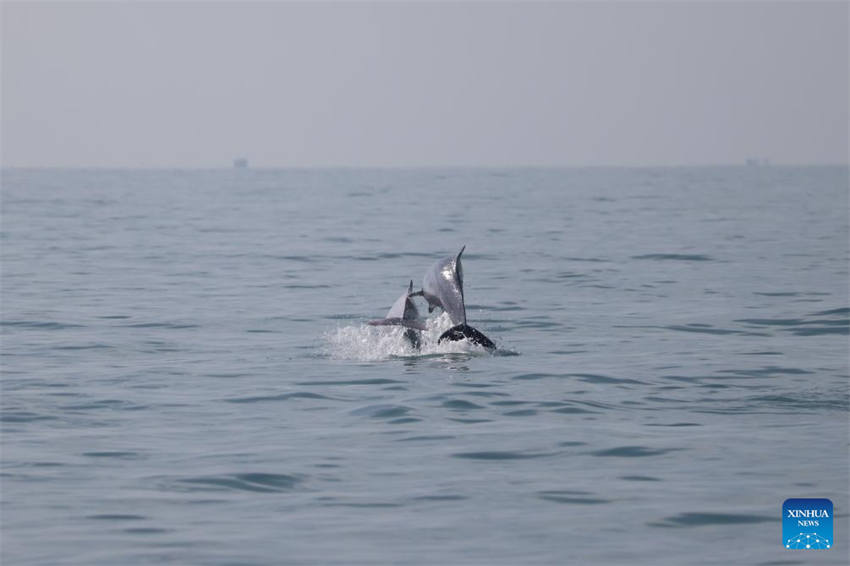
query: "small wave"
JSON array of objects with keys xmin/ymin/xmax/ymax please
[
  {"xmin": 225, "ymin": 392, "xmax": 334, "ymax": 404},
  {"xmin": 649, "ymin": 512, "xmax": 773, "ymax": 528},
  {"xmin": 538, "ymin": 491, "xmax": 610, "ymax": 505},
  {"xmin": 442, "ymin": 399, "xmax": 485, "ymax": 411},
  {"xmin": 350, "ymin": 404, "xmax": 413, "ymax": 419},
  {"xmin": 86, "ymin": 514, "xmax": 147, "ymax": 521},
  {"xmin": 123, "ymin": 322, "xmax": 199, "ymax": 330},
  {"xmin": 590, "ymin": 446, "xmax": 681, "ymax": 457},
  {"xmin": 172, "ymin": 472, "xmax": 304, "ymax": 493},
  {"xmin": 1, "ymin": 320, "xmax": 85, "ymax": 330},
  {"xmin": 632, "ymin": 253, "xmax": 713, "ymax": 261},
  {"xmin": 82, "ymin": 451, "xmax": 141, "ymax": 459},
  {"xmin": 452, "ymin": 450, "xmax": 556, "ymax": 460}
]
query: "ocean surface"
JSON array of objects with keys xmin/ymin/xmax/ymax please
[{"xmin": 1, "ymin": 166, "xmax": 848, "ymax": 565}]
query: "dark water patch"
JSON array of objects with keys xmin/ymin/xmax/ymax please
[
  {"xmin": 646, "ymin": 422, "xmax": 701, "ymax": 427},
  {"xmin": 737, "ymin": 313, "xmax": 848, "ymax": 336},
  {"xmin": 98, "ymin": 314, "xmax": 131, "ymax": 319},
  {"xmin": 323, "ymin": 501, "xmax": 402, "ymax": 508},
  {"xmin": 590, "ymin": 446, "xmax": 681, "ymax": 458},
  {"xmin": 122, "ymin": 527, "xmax": 170, "ymax": 535},
  {"xmin": 442, "ymin": 399, "xmax": 485, "ymax": 410},
  {"xmin": 295, "ymin": 378, "xmax": 403, "ymax": 386},
  {"xmin": 447, "ymin": 418, "xmax": 491, "ymax": 424},
  {"xmin": 283, "ymin": 284, "xmax": 332, "ymax": 289},
  {"xmin": 571, "ymin": 400, "xmax": 619, "ymax": 411},
  {"xmin": 512, "ymin": 372, "xmax": 565, "ymax": 381},
  {"xmin": 174, "ymin": 473, "xmax": 304, "ymax": 493},
  {"xmin": 632, "ymin": 253, "xmax": 713, "ymax": 261},
  {"xmin": 1, "ymin": 320, "xmax": 85, "ymax": 330},
  {"xmin": 620, "ymin": 475, "xmax": 661, "ymax": 482},
  {"xmin": 226, "ymin": 392, "xmax": 334, "ymax": 403},
  {"xmin": 538, "ymin": 491, "xmax": 610, "ymax": 505},
  {"xmin": 480, "ymin": 304, "xmax": 524, "ymax": 312},
  {"xmin": 556, "ymin": 271, "xmax": 589, "ymax": 280},
  {"xmin": 411, "ymin": 494, "xmax": 467, "ymax": 501},
  {"xmin": 83, "ymin": 451, "xmax": 140, "ymax": 459},
  {"xmin": 1, "ymin": 411, "xmax": 58, "ymax": 423},
  {"xmin": 558, "ymin": 441, "xmax": 587, "ymax": 447},
  {"xmin": 503, "ymin": 409, "xmax": 537, "ymax": 417},
  {"xmin": 569, "ymin": 373, "xmax": 644, "ymax": 385},
  {"xmin": 397, "ymin": 435, "xmax": 456, "ymax": 442},
  {"xmin": 87, "ymin": 514, "xmax": 147, "ymax": 521},
  {"xmin": 741, "ymin": 351, "xmax": 783, "ymax": 356},
  {"xmin": 665, "ymin": 325, "xmax": 755, "ymax": 336},
  {"xmin": 788, "ymin": 325, "xmax": 848, "ymax": 336},
  {"xmin": 736, "ymin": 318, "xmax": 805, "ymax": 327},
  {"xmin": 245, "ymin": 329, "xmax": 277, "ymax": 333},
  {"xmin": 812, "ymin": 307, "xmax": 849, "ymax": 316},
  {"xmin": 123, "ymin": 322, "xmax": 199, "ymax": 330},
  {"xmin": 53, "ymin": 343, "xmax": 112, "ymax": 351},
  {"xmin": 490, "ymin": 400, "xmax": 527, "ymax": 406},
  {"xmin": 716, "ymin": 366, "xmax": 812, "ymax": 378},
  {"xmin": 562, "ymin": 256, "xmax": 610, "ymax": 263},
  {"xmin": 388, "ymin": 417, "xmax": 421, "ymax": 424},
  {"xmin": 351, "ymin": 404, "xmax": 412, "ymax": 419},
  {"xmin": 452, "ymin": 451, "xmax": 555, "ymax": 460},
  {"xmin": 62, "ymin": 399, "xmax": 147, "ymax": 411},
  {"xmin": 754, "ymin": 292, "xmax": 800, "ymax": 297},
  {"xmin": 452, "ymin": 382, "xmax": 499, "ymax": 389},
  {"xmin": 268, "ymin": 254, "xmax": 315, "ymax": 263},
  {"xmin": 745, "ymin": 394, "xmax": 849, "ymax": 412},
  {"xmin": 207, "ymin": 372, "xmax": 251, "ymax": 379},
  {"xmin": 649, "ymin": 512, "xmax": 773, "ymax": 528}
]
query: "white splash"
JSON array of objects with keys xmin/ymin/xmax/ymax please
[{"xmin": 324, "ymin": 312, "xmax": 488, "ymax": 361}]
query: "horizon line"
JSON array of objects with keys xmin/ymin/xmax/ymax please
[{"xmin": 2, "ymin": 162, "xmax": 848, "ymax": 171}]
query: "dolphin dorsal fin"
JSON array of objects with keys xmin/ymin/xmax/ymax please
[
  {"xmin": 408, "ymin": 280, "xmax": 414, "ymax": 295},
  {"xmin": 455, "ymin": 246, "xmax": 466, "ymax": 323}
]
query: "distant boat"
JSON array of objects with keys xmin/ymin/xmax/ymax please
[{"xmin": 233, "ymin": 158, "xmax": 248, "ymax": 169}]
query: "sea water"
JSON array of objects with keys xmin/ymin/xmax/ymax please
[{"xmin": 1, "ymin": 166, "xmax": 848, "ymax": 564}]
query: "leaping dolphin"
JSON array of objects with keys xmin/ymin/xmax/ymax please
[
  {"xmin": 368, "ymin": 280, "xmax": 425, "ymax": 348},
  {"xmin": 417, "ymin": 246, "xmax": 496, "ymax": 349}
]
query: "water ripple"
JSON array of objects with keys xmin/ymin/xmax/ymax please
[
  {"xmin": 649, "ymin": 512, "xmax": 773, "ymax": 528},
  {"xmin": 172, "ymin": 473, "xmax": 304, "ymax": 493},
  {"xmin": 632, "ymin": 253, "xmax": 714, "ymax": 261},
  {"xmin": 452, "ymin": 451, "xmax": 557, "ymax": 460},
  {"xmin": 590, "ymin": 446, "xmax": 681, "ymax": 457}
]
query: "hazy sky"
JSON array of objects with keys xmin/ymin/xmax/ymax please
[{"xmin": 2, "ymin": 1, "xmax": 847, "ymax": 167}]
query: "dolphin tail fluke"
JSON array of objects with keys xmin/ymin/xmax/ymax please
[{"xmin": 438, "ymin": 323, "xmax": 495, "ymax": 350}]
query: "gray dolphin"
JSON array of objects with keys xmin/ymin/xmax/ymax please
[
  {"xmin": 368, "ymin": 280, "xmax": 425, "ymax": 348},
  {"xmin": 417, "ymin": 246, "xmax": 496, "ymax": 349}
]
